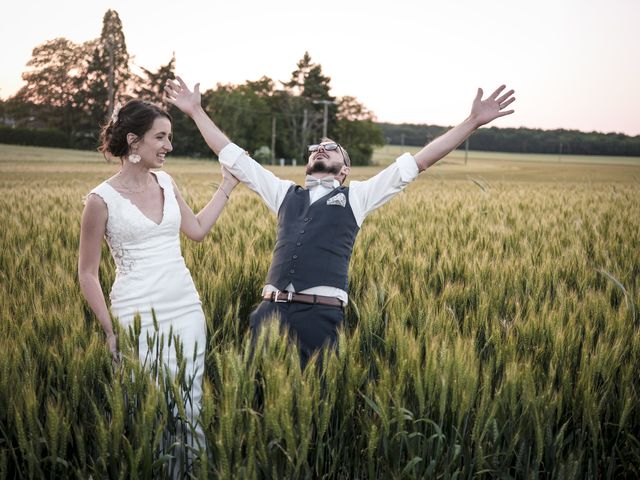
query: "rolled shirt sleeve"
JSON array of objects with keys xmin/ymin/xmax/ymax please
[
  {"xmin": 218, "ymin": 143, "xmax": 294, "ymax": 214},
  {"xmin": 218, "ymin": 142, "xmax": 246, "ymax": 168},
  {"xmin": 348, "ymin": 152, "xmax": 419, "ymax": 226}
]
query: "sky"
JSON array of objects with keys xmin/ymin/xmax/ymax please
[{"xmin": 1, "ymin": 0, "xmax": 639, "ymax": 135}]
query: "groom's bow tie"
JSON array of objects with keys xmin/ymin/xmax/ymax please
[{"xmin": 305, "ymin": 175, "xmax": 335, "ymax": 189}]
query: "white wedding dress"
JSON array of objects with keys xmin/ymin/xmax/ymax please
[{"xmin": 88, "ymin": 170, "xmax": 206, "ymax": 456}]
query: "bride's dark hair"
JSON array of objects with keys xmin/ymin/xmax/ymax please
[{"xmin": 98, "ymin": 100, "xmax": 172, "ymax": 160}]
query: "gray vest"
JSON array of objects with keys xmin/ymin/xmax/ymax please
[{"xmin": 266, "ymin": 185, "xmax": 359, "ymax": 292}]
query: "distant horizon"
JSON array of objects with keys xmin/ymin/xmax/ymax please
[
  {"xmin": 2, "ymin": 0, "xmax": 639, "ymax": 136},
  {"xmin": 373, "ymin": 120, "xmax": 639, "ymax": 138}
]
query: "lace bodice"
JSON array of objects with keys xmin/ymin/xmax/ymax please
[{"xmin": 87, "ymin": 171, "xmax": 182, "ymax": 275}]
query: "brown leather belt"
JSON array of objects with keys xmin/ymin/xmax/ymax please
[{"xmin": 263, "ymin": 291, "xmax": 343, "ymax": 308}]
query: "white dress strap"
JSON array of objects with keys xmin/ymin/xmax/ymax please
[
  {"xmin": 84, "ymin": 181, "xmax": 116, "ymax": 206},
  {"xmin": 152, "ymin": 170, "xmax": 174, "ymax": 193}
]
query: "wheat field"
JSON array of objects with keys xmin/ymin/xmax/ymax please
[{"xmin": 0, "ymin": 144, "xmax": 639, "ymax": 478}]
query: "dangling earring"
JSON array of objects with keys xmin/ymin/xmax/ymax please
[{"xmin": 127, "ymin": 152, "xmax": 141, "ymax": 164}]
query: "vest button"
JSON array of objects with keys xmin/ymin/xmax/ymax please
[
  {"xmin": 300, "ymin": 230, "xmax": 305, "ymax": 234},
  {"xmin": 293, "ymin": 255, "xmax": 298, "ymax": 259},
  {"xmin": 296, "ymin": 242, "xmax": 301, "ymax": 246},
  {"xmin": 289, "ymin": 269, "xmax": 295, "ymax": 274}
]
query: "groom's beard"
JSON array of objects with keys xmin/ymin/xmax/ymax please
[{"xmin": 306, "ymin": 158, "xmax": 341, "ymax": 176}]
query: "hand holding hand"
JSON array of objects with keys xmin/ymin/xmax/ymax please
[
  {"xmin": 469, "ymin": 85, "xmax": 515, "ymax": 128},
  {"xmin": 221, "ymin": 166, "xmax": 240, "ymax": 190},
  {"xmin": 164, "ymin": 76, "xmax": 201, "ymax": 117}
]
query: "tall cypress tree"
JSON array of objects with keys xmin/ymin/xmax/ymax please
[{"xmin": 85, "ymin": 9, "xmax": 130, "ymax": 127}]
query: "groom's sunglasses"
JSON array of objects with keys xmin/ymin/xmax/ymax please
[
  {"xmin": 308, "ymin": 142, "xmax": 350, "ymax": 166},
  {"xmin": 308, "ymin": 142, "xmax": 340, "ymax": 152}
]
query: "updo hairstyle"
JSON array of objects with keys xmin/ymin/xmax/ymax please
[{"xmin": 98, "ymin": 99, "xmax": 172, "ymax": 160}]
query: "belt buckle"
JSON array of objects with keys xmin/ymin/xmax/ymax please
[{"xmin": 273, "ymin": 290, "xmax": 293, "ymax": 303}]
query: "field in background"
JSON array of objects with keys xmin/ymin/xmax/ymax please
[
  {"xmin": 1, "ymin": 144, "xmax": 639, "ymax": 478},
  {"xmin": 373, "ymin": 143, "xmax": 640, "ymax": 167},
  {"xmin": 3, "ymin": 143, "xmax": 640, "ymax": 184}
]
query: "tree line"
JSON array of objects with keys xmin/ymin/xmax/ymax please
[
  {"xmin": 2, "ymin": 9, "xmax": 638, "ymax": 160},
  {"xmin": 0, "ymin": 10, "xmax": 383, "ymax": 165},
  {"xmin": 379, "ymin": 122, "xmax": 640, "ymax": 157}
]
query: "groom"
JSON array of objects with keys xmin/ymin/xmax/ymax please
[{"xmin": 165, "ymin": 77, "xmax": 515, "ymax": 367}]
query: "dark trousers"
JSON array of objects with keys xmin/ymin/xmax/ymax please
[{"xmin": 249, "ymin": 300, "xmax": 343, "ymax": 369}]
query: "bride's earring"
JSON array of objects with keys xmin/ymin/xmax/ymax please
[{"xmin": 127, "ymin": 151, "xmax": 141, "ymax": 164}]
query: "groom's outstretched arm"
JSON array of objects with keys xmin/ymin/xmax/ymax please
[
  {"xmin": 165, "ymin": 77, "xmax": 293, "ymax": 214},
  {"xmin": 349, "ymin": 85, "xmax": 515, "ymax": 225},
  {"xmin": 414, "ymin": 85, "xmax": 515, "ymax": 170},
  {"xmin": 165, "ymin": 77, "xmax": 230, "ymax": 155}
]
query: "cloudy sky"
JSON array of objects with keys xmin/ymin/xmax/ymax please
[{"xmin": 2, "ymin": 0, "xmax": 639, "ymax": 134}]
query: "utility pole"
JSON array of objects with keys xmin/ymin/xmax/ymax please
[
  {"xmin": 271, "ymin": 117, "xmax": 276, "ymax": 165},
  {"xmin": 465, "ymin": 139, "xmax": 469, "ymax": 165},
  {"xmin": 313, "ymin": 100, "xmax": 335, "ymax": 138},
  {"xmin": 301, "ymin": 109, "xmax": 309, "ymax": 163},
  {"xmin": 559, "ymin": 142, "xmax": 563, "ymax": 163}
]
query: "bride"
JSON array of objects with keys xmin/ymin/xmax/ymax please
[{"xmin": 78, "ymin": 99, "xmax": 238, "ymax": 469}]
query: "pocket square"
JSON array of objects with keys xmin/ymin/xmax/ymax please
[{"xmin": 326, "ymin": 193, "xmax": 346, "ymax": 207}]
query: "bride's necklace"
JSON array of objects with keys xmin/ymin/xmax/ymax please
[{"xmin": 114, "ymin": 173, "xmax": 152, "ymax": 194}]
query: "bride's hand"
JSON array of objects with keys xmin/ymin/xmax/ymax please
[
  {"xmin": 107, "ymin": 333, "xmax": 120, "ymax": 365},
  {"xmin": 221, "ymin": 166, "xmax": 240, "ymax": 190}
]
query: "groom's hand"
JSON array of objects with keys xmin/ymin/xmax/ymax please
[
  {"xmin": 469, "ymin": 85, "xmax": 516, "ymax": 127},
  {"xmin": 164, "ymin": 76, "xmax": 201, "ymax": 118}
]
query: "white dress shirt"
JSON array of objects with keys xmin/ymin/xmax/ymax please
[{"xmin": 219, "ymin": 143, "xmax": 420, "ymax": 303}]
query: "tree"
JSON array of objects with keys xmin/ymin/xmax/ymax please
[
  {"xmin": 9, "ymin": 10, "xmax": 131, "ymax": 148},
  {"xmin": 134, "ymin": 54, "xmax": 176, "ymax": 104},
  {"xmin": 286, "ymin": 52, "xmax": 333, "ymax": 102},
  {"xmin": 130, "ymin": 54, "xmax": 212, "ymax": 157},
  {"xmin": 204, "ymin": 77, "xmax": 274, "ymax": 156},
  {"xmin": 334, "ymin": 96, "xmax": 384, "ymax": 165},
  {"xmin": 13, "ymin": 37, "xmax": 89, "ymax": 139},
  {"xmin": 283, "ymin": 52, "xmax": 338, "ymax": 160},
  {"xmin": 5, "ymin": 29, "xmax": 393, "ymax": 160},
  {"xmin": 85, "ymin": 9, "xmax": 131, "ymax": 127}
]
